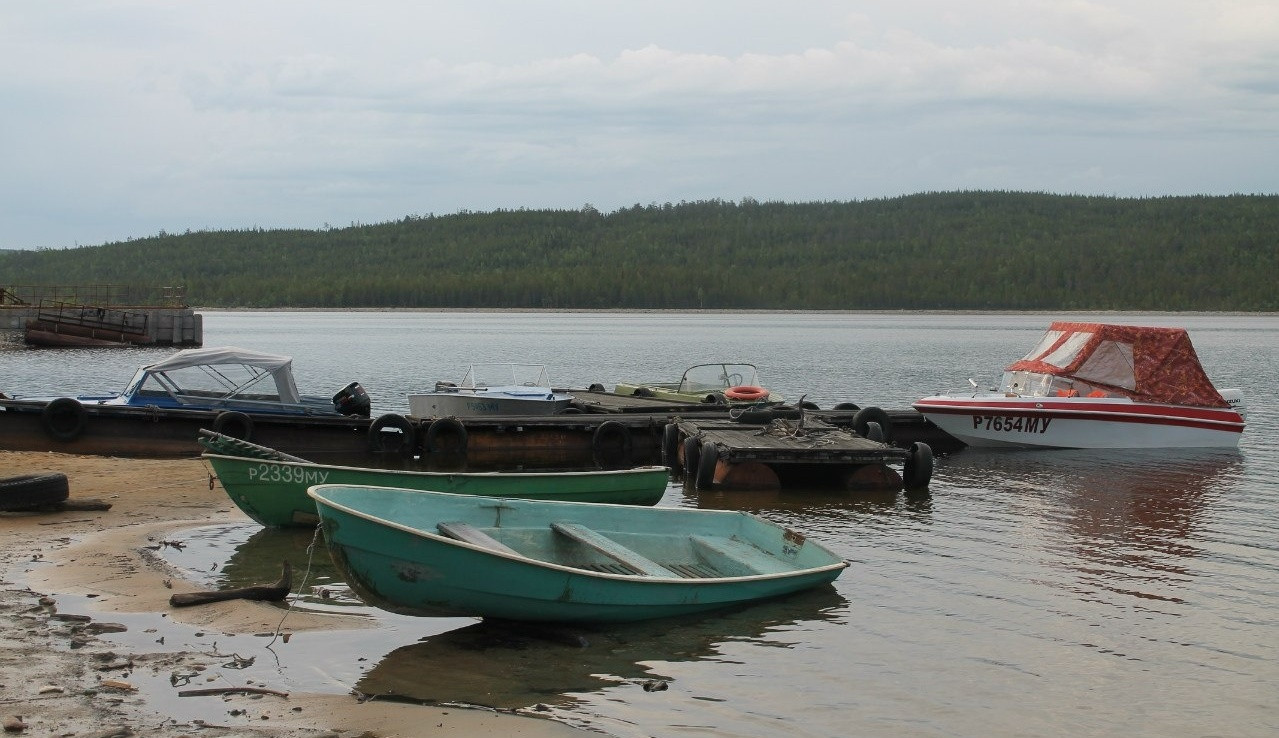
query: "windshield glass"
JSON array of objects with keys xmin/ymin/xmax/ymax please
[
  {"xmin": 678, "ymin": 364, "xmax": 759, "ymax": 392},
  {"xmin": 463, "ymin": 364, "xmax": 551, "ymax": 388}
]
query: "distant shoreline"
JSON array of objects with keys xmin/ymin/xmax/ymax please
[{"xmin": 191, "ymin": 307, "xmax": 1278, "ymax": 316}]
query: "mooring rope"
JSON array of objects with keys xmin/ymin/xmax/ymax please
[{"xmin": 263, "ymin": 523, "xmax": 323, "ymax": 649}]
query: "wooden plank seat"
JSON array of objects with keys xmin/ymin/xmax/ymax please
[
  {"xmin": 690, "ymin": 534, "xmax": 793, "ymax": 575},
  {"xmin": 437, "ymin": 521, "xmax": 521, "ymax": 556},
  {"xmin": 551, "ymin": 522, "xmax": 682, "ymax": 578}
]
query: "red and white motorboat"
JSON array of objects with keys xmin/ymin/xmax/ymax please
[{"xmin": 913, "ymin": 322, "xmax": 1246, "ymax": 449}]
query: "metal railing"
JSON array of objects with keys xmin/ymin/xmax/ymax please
[{"xmin": 0, "ymin": 284, "xmax": 187, "ymax": 308}]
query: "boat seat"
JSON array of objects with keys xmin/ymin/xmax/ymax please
[
  {"xmin": 691, "ymin": 534, "xmax": 794, "ymax": 575},
  {"xmin": 437, "ymin": 521, "xmax": 521, "ymax": 556},
  {"xmin": 551, "ymin": 522, "xmax": 681, "ymax": 578}
]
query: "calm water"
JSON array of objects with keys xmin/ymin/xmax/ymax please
[{"xmin": 3, "ymin": 312, "xmax": 1277, "ymax": 737}]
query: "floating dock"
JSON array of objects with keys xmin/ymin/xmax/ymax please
[{"xmin": 669, "ymin": 415, "xmax": 935, "ymax": 492}]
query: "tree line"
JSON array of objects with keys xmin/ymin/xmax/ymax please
[{"xmin": 2, "ymin": 191, "xmax": 1275, "ymax": 311}]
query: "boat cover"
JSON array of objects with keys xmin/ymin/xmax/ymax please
[
  {"xmin": 1005, "ymin": 322, "xmax": 1228, "ymax": 408},
  {"xmin": 140, "ymin": 346, "xmax": 302, "ymax": 404}
]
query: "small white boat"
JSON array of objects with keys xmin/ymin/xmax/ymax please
[
  {"xmin": 408, "ymin": 363, "xmax": 574, "ymax": 417},
  {"xmin": 913, "ymin": 322, "xmax": 1245, "ymax": 449}
]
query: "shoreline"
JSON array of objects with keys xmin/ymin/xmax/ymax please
[{"xmin": 0, "ymin": 451, "xmax": 589, "ymax": 738}]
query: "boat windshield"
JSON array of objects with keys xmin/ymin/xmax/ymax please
[
  {"xmin": 678, "ymin": 364, "xmax": 759, "ymax": 393},
  {"xmin": 461, "ymin": 364, "xmax": 552, "ymax": 389},
  {"xmin": 998, "ymin": 370, "xmax": 1107, "ymax": 398}
]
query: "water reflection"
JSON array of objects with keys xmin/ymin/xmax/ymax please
[
  {"xmin": 938, "ymin": 448, "xmax": 1245, "ymax": 604},
  {"xmin": 354, "ymin": 586, "xmax": 847, "ymax": 710}
]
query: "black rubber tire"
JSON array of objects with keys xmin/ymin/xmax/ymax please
[
  {"xmin": 369, "ymin": 413, "xmax": 417, "ymax": 455},
  {"xmin": 833, "ymin": 402, "xmax": 860, "ymax": 411},
  {"xmin": 0, "ymin": 473, "xmax": 71, "ymax": 511},
  {"xmin": 798, "ymin": 400, "xmax": 821, "ymax": 410},
  {"xmin": 768, "ymin": 405, "xmax": 803, "ymax": 420},
  {"xmin": 682, "ymin": 436, "xmax": 701, "ymax": 479},
  {"xmin": 588, "ymin": 383, "xmax": 605, "ymax": 393},
  {"xmin": 903, "ymin": 442, "xmax": 934, "ymax": 490},
  {"xmin": 853, "ymin": 406, "xmax": 893, "ymax": 443},
  {"xmin": 661, "ymin": 423, "xmax": 681, "ymax": 469},
  {"xmin": 592, "ymin": 421, "xmax": 632, "ymax": 468},
  {"xmin": 695, "ymin": 442, "xmax": 719, "ymax": 490},
  {"xmin": 424, "ymin": 417, "xmax": 466, "ymax": 455},
  {"xmin": 41, "ymin": 398, "xmax": 87, "ymax": 442},
  {"xmin": 703, "ymin": 393, "xmax": 726, "ymax": 405},
  {"xmin": 555, "ymin": 406, "xmax": 584, "ymax": 415},
  {"xmin": 634, "ymin": 387, "xmax": 655, "ymax": 398},
  {"xmin": 212, "ymin": 411, "xmax": 254, "ymax": 441}
]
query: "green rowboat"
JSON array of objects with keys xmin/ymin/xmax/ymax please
[
  {"xmin": 202, "ymin": 434, "xmax": 669, "ymax": 528},
  {"xmin": 308, "ymin": 484, "xmax": 848, "ymax": 623}
]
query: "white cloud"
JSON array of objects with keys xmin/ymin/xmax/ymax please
[{"xmin": 1, "ymin": 1, "xmax": 1275, "ymax": 249}]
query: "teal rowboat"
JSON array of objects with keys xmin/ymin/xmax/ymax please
[
  {"xmin": 307, "ymin": 484, "xmax": 848, "ymax": 623},
  {"xmin": 207, "ymin": 452, "xmax": 670, "ymax": 528}
]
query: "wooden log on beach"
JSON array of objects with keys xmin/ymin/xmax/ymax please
[{"xmin": 169, "ymin": 561, "xmax": 292, "ymax": 608}]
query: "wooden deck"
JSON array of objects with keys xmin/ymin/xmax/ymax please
[{"xmin": 672, "ymin": 414, "xmax": 934, "ymax": 492}]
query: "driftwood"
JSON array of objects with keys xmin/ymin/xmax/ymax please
[
  {"xmin": 54, "ymin": 498, "xmax": 113, "ymax": 511},
  {"xmin": 177, "ymin": 686, "xmax": 289, "ymax": 698},
  {"xmin": 169, "ymin": 561, "xmax": 292, "ymax": 608}
]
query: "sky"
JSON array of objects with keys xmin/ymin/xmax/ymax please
[{"xmin": 2, "ymin": 1, "xmax": 1276, "ymax": 250}]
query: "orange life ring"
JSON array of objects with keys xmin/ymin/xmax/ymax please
[{"xmin": 725, "ymin": 385, "xmax": 768, "ymax": 402}]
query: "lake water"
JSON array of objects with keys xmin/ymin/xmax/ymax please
[{"xmin": 3, "ymin": 311, "xmax": 1277, "ymax": 737}]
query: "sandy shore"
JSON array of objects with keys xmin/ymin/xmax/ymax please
[{"xmin": 0, "ymin": 451, "xmax": 589, "ymax": 738}]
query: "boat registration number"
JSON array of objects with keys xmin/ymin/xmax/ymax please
[
  {"xmin": 249, "ymin": 463, "xmax": 330, "ymax": 484},
  {"xmin": 972, "ymin": 416, "xmax": 1052, "ymax": 434}
]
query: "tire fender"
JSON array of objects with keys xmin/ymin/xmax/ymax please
[
  {"xmin": 212, "ymin": 410, "xmax": 254, "ymax": 441},
  {"xmin": 903, "ymin": 442, "xmax": 934, "ymax": 490},
  {"xmin": 592, "ymin": 421, "xmax": 632, "ymax": 467},
  {"xmin": 423, "ymin": 417, "xmax": 466, "ymax": 455},
  {"xmin": 695, "ymin": 442, "xmax": 720, "ymax": 489},
  {"xmin": 370, "ymin": 413, "xmax": 417, "ymax": 455},
  {"xmin": 42, "ymin": 398, "xmax": 87, "ymax": 442},
  {"xmin": 661, "ymin": 423, "xmax": 681, "ymax": 469},
  {"xmin": 853, "ymin": 406, "xmax": 893, "ymax": 443}
]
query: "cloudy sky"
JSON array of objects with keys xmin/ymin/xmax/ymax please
[{"xmin": 2, "ymin": 1, "xmax": 1276, "ymax": 250}]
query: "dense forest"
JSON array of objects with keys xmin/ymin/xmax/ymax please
[{"xmin": 1, "ymin": 192, "xmax": 1275, "ymax": 311}]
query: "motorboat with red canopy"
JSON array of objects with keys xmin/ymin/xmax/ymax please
[{"xmin": 913, "ymin": 322, "xmax": 1245, "ymax": 449}]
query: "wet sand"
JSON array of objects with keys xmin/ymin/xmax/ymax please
[{"xmin": 0, "ymin": 451, "xmax": 588, "ymax": 738}]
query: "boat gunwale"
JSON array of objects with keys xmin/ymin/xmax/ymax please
[{"xmin": 203, "ymin": 452, "xmax": 670, "ymax": 480}]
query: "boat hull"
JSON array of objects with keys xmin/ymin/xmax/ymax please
[
  {"xmin": 309, "ymin": 485, "xmax": 847, "ymax": 623},
  {"xmin": 207, "ymin": 453, "xmax": 670, "ymax": 527},
  {"xmin": 408, "ymin": 392, "xmax": 574, "ymax": 417},
  {"xmin": 0, "ymin": 398, "xmax": 370, "ymax": 457},
  {"xmin": 913, "ymin": 396, "xmax": 1245, "ymax": 449}
]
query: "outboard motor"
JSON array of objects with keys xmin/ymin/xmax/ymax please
[{"xmin": 333, "ymin": 382, "xmax": 371, "ymax": 417}]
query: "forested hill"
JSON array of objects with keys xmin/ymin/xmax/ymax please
[{"xmin": 2, "ymin": 192, "xmax": 1275, "ymax": 311}]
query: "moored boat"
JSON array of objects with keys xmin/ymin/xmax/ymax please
[
  {"xmin": 201, "ymin": 431, "xmax": 669, "ymax": 527},
  {"xmin": 613, "ymin": 363, "xmax": 783, "ymax": 405},
  {"xmin": 307, "ymin": 484, "xmax": 848, "ymax": 623},
  {"xmin": 913, "ymin": 322, "xmax": 1245, "ymax": 449},
  {"xmin": 0, "ymin": 346, "xmax": 372, "ymax": 457},
  {"xmin": 407, "ymin": 363, "xmax": 574, "ymax": 417}
]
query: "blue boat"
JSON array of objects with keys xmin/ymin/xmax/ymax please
[
  {"xmin": 14, "ymin": 346, "xmax": 370, "ymax": 418},
  {"xmin": 307, "ymin": 484, "xmax": 848, "ymax": 623}
]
